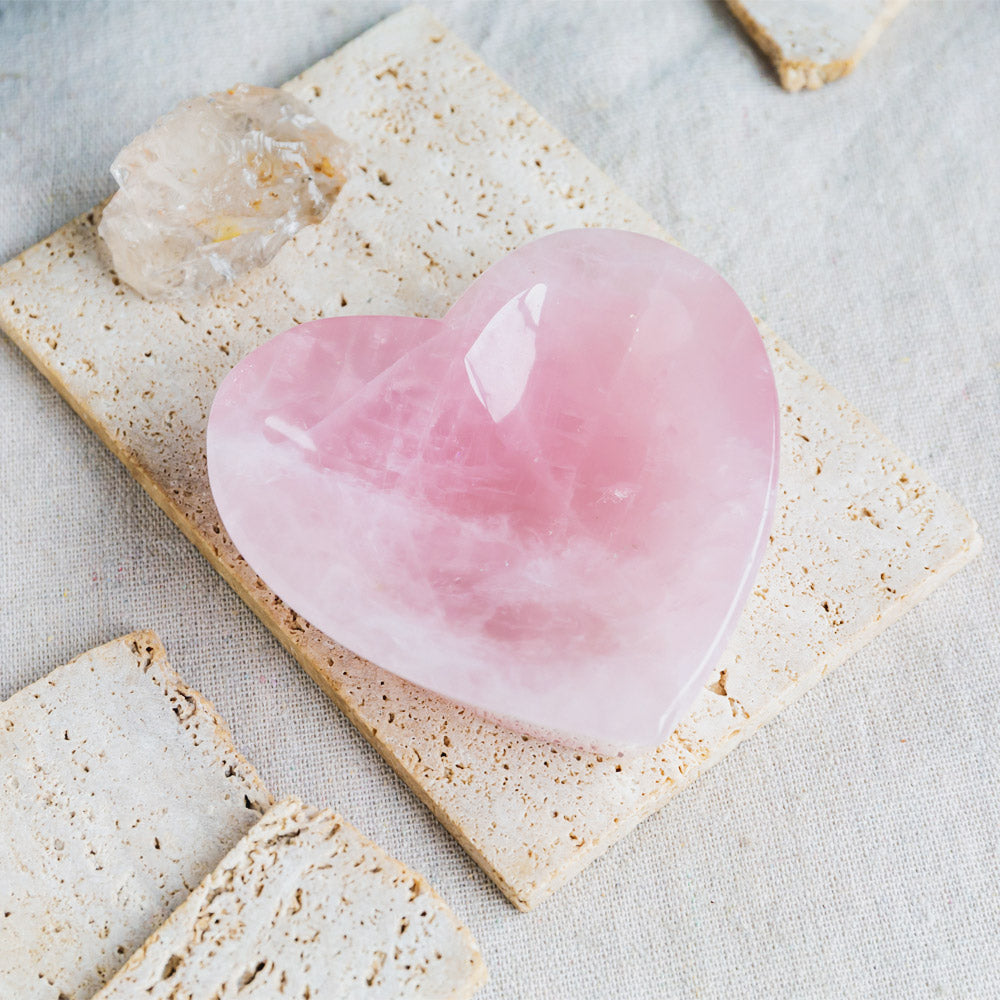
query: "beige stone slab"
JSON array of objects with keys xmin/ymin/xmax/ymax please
[
  {"xmin": 0, "ymin": 6, "xmax": 980, "ymax": 910},
  {"xmin": 0, "ymin": 632, "xmax": 272, "ymax": 1000},
  {"xmin": 93, "ymin": 797, "xmax": 486, "ymax": 1000},
  {"xmin": 727, "ymin": 0, "xmax": 910, "ymax": 91}
]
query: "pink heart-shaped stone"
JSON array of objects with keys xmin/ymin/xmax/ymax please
[{"xmin": 207, "ymin": 229, "xmax": 779, "ymax": 748}]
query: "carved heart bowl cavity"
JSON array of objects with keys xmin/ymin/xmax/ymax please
[{"xmin": 207, "ymin": 229, "xmax": 779, "ymax": 748}]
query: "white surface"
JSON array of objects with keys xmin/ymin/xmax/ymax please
[{"xmin": 0, "ymin": 2, "xmax": 996, "ymax": 998}]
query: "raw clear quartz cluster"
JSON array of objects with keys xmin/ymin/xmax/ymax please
[
  {"xmin": 207, "ymin": 230, "xmax": 780, "ymax": 749},
  {"xmin": 98, "ymin": 84, "xmax": 348, "ymax": 300}
]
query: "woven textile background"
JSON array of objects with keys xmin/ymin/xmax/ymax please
[{"xmin": 1, "ymin": 2, "xmax": 997, "ymax": 997}]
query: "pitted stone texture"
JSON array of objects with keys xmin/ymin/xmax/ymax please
[
  {"xmin": 726, "ymin": 0, "xmax": 910, "ymax": 91},
  {"xmin": 208, "ymin": 230, "xmax": 779, "ymax": 748},
  {"xmin": 92, "ymin": 798, "xmax": 486, "ymax": 1000},
  {"xmin": 0, "ymin": 633, "xmax": 271, "ymax": 1000},
  {"xmin": 99, "ymin": 84, "xmax": 349, "ymax": 300}
]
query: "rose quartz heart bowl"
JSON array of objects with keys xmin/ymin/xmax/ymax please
[{"xmin": 207, "ymin": 229, "xmax": 779, "ymax": 748}]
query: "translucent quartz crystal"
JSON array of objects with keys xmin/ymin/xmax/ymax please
[
  {"xmin": 98, "ymin": 84, "xmax": 348, "ymax": 300},
  {"xmin": 207, "ymin": 230, "xmax": 780, "ymax": 748}
]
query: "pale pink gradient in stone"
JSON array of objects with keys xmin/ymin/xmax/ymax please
[{"xmin": 207, "ymin": 230, "xmax": 779, "ymax": 747}]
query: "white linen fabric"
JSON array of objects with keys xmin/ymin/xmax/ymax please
[{"xmin": 0, "ymin": 2, "xmax": 996, "ymax": 998}]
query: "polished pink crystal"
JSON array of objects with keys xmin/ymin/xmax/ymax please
[{"xmin": 207, "ymin": 229, "xmax": 779, "ymax": 747}]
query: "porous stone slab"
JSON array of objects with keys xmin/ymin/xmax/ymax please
[
  {"xmin": 726, "ymin": 0, "xmax": 910, "ymax": 91},
  {"xmin": 0, "ymin": 6, "xmax": 980, "ymax": 909},
  {"xmin": 0, "ymin": 632, "xmax": 272, "ymax": 1000},
  {"xmin": 92, "ymin": 798, "xmax": 486, "ymax": 1000}
]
